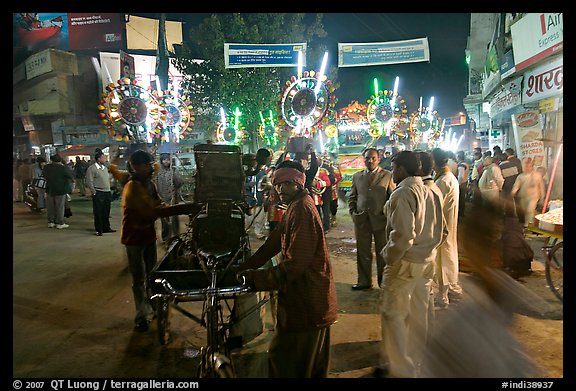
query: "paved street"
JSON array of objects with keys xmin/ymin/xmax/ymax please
[{"xmin": 13, "ymin": 193, "xmax": 563, "ymax": 380}]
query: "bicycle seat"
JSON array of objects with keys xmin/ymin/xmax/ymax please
[{"xmin": 197, "ymin": 247, "xmax": 233, "ymax": 263}]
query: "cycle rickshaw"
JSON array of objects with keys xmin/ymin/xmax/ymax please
[{"xmin": 149, "ymin": 143, "xmax": 268, "ymax": 377}]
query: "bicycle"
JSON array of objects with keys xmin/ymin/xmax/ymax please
[
  {"xmin": 527, "ymin": 222, "xmax": 563, "ymax": 303},
  {"xmin": 542, "ymin": 238, "xmax": 563, "ymax": 303}
]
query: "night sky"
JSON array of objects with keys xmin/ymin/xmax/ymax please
[
  {"xmin": 321, "ymin": 13, "xmax": 471, "ymax": 118},
  {"xmin": 161, "ymin": 13, "xmax": 471, "ymax": 119}
]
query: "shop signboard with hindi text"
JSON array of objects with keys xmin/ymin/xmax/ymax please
[
  {"xmin": 521, "ymin": 56, "xmax": 563, "ymax": 105},
  {"xmin": 338, "ymin": 38, "xmax": 430, "ymax": 67}
]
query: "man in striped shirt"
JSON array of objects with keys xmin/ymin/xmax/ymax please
[{"xmin": 237, "ymin": 159, "xmax": 337, "ymax": 378}]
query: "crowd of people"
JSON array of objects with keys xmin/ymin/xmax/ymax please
[{"xmin": 13, "ymin": 140, "xmax": 548, "ymax": 378}]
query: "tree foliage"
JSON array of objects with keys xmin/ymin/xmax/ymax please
[{"xmin": 172, "ymin": 13, "xmax": 336, "ymax": 152}]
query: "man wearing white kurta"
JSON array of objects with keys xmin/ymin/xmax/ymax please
[
  {"xmin": 377, "ymin": 151, "xmax": 444, "ymax": 378},
  {"xmin": 431, "ymin": 148, "xmax": 462, "ymax": 308}
]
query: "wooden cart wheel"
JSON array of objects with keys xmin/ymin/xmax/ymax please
[{"xmin": 156, "ymin": 295, "xmax": 172, "ymax": 345}]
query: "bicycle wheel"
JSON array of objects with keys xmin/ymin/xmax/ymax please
[
  {"xmin": 156, "ymin": 295, "xmax": 172, "ymax": 345},
  {"xmin": 545, "ymin": 241, "xmax": 563, "ymax": 302}
]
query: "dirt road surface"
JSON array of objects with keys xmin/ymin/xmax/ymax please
[{"xmin": 13, "ymin": 195, "xmax": 565, "ymax": 383}]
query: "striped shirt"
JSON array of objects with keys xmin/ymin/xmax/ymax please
[{"xmin": 241, "ymin": 189, "xmax": 338, "ymax": 332}]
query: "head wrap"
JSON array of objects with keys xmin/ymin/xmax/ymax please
[{"xmin": 272, "ymin": 167, "xmax": 306, "ymax": 188}]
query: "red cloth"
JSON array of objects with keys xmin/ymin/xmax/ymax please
[{"xmin": 272, "ymin": 167, "xmax": 305, "ymax": 188}]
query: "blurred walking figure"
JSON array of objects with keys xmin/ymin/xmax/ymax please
[
  {"xmin": 456, "ymin": 151, "xmax": 469, "ymax": 219},
  {"xmin": 478, "ymin": 155, "xmax": 504, "ymax": 207},
  {"xmin": 510, "ymin": 157, "xmax": 545, "ymax": 229},
  {"xmin": 155, "ymin": 153, "xmax": 183, "ymax": 244},
  {"xmin": 431, "ymin": 148, "xmax": 462, "ymax": 308},
  {"xmin": 419, "ymin": 201, "xmax": 541, "ymax": 378}
]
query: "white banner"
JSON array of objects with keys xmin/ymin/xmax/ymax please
[
  {"xmin": 510, "ymin": 13, "xmax": 563, "ymax": 71},
  {"xmin": 338, "ymin": 38, "xmax": 429, "ymax": 67},
  {"xmin": 511, "ymin": 111, "xmax": 546, "ymax": 168}
]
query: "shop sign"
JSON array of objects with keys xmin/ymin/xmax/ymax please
[
  {"xmin": 538, "ymin": 97, "xmax": 558, "ymax": 113},
  {"xmin": 521, "ymin": 56, "xmax": 563, "ymax": 104},
  {"xmin": 499, "ymin": 49, "xmax": 516, "ymax": 78},
  {"xmin": 489, "ymin": 78, "xmax": 522, "ymax": 118},
  {"xmin": 511, "ymin": 111, "xmax": 546, "ymax": 168},
  {"xmin": 511, "ymin": 13, "xmax": 563, "ymax": 72},
  {"xmin": 21, "ymin": 116, "xmax": 35, "ymax": 131}
]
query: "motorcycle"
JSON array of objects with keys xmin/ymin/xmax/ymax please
[
  {"xmin": 23, "ymin": 183, "xmax": 40, "ymax": 212},
  {"xmin": 24, "ymin": 183, "xmax": 72, "ymax": 216}
]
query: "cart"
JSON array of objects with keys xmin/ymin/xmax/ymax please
[
  {"xmin": 149, "ymin": 143, "xmax": 269, "ymax": 377},
  {"xmin": 527, "ymin": 214, "xmax": 563, "ymax": 303}
]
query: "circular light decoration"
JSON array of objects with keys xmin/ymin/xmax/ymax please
[
  {"xmin": 216, "ymin": 107, "xmax": 245, "ymax": 145},
  {"xmin": 366, "ymin": 77, "xmax": 407, "ymax": 139},
  {"xmin": 150, "ymin": 89, "xmax": 195, "ymax": 143},
  {"xmin": 98, "ymin": 78, "xmax": 160, "ymax": 143},
  {"xmin": 258, "ymin": 110, "xmax": 279, "ymax": 147},
  {"xmin": 277, "ymin": 52, "xmax": 337, "ymax": 138},
  {"xmin": 409, "ymin": 101, "xmax": 442, "ymax": 150}
]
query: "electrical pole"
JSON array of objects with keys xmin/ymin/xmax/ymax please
[{"xmin": 156, "ymin": 13, "xmax": 169, "ymax": 93}]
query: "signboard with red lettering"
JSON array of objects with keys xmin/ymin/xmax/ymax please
[
  {"xmin": 521, "ymin": 56, "xmax": 563, "ymax": 104},
  {"xmin": 510, "ymin": 13, "xmax": 563, "ymax": 72},
  {"xmin": 511, "ymin": 111, "xmax": 546, "ymax": 168}
]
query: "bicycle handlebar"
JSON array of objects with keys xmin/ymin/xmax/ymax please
[{"xmin": 153, "ymin": 278, "xmax": 252, "ymax": 299}]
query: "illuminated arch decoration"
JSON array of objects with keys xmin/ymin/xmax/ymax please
[
  {"xmin": 366, "ymin": 77, "xmax": 408, "ymax": 139},
  {"xmin": 149, "ymin": 89, "xmax": 195, "ymax": 143},
  {"xmin": 277, "ymin": 51, "xmax": 337, "ymax": 139},
  {"xmin": 408, "ymin": 98, "xmax": 443, "ymax": 150},
  {"xmin": 335, "ymin": 101, "xmax": 370, "ymax": 147},
  {"xmin": 216, "ymin": 107, "xmax": 245, "ymax": 145},
  {"xmin": 98, "ymin": 78, "xmax": 161, "ymax": 143},
  {"xmin": 258, "ymin": 110, "xmax": 279, "ymax": 147}
]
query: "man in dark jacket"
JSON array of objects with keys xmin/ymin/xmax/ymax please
[{"xmin": 43, "ymin": 153, "xmax": 74, "ymax": 229}]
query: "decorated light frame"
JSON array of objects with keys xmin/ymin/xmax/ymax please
[
  {"xmin": 277, "ymin": 51, "xmax": 337, "ymax": 138},
  {"xmin": 98, "ymin": 78, "xmax": 161, "ymax": 143},
  {"xmin": 408, "ymin": 96, "xmax": 443, "ymax": 150},
  {"xmin": 258, "ymin": 110, "xmax": 280, "ymax": 147},
  {"xmin": 149, "ymin": 82, "xmax": 195, "ymax": 143},
  {"xmin": 216, "ymin": 106, "xmax": 245, "ymax": 145},
  {"xmin": 366, "ymin": 77, "xmax": 408, "ymax": 138}
]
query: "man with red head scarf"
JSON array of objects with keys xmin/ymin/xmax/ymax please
[{"xmin": 237, "ymin": 159, "xmax": 337, "ymax": 378}]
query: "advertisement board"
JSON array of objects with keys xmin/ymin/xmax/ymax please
[{"xmin": 511, "ymin": 111, "xmax": 546, "ymax": 168}]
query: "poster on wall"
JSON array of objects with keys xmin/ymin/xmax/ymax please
[
  {"xmin": 13, "ymin": 13, "xmax": 123, "ymax": 53},
  {"xmin": 120, "ymin": 50, "xmax": 135, "ymax": 79},
  {"xmin": 13, "ymin": 13, "xmax": 68, "ymax": 51},
  {"xmin": 511, "ymin": 111, "xmax": 546, "ymax": 168}
]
